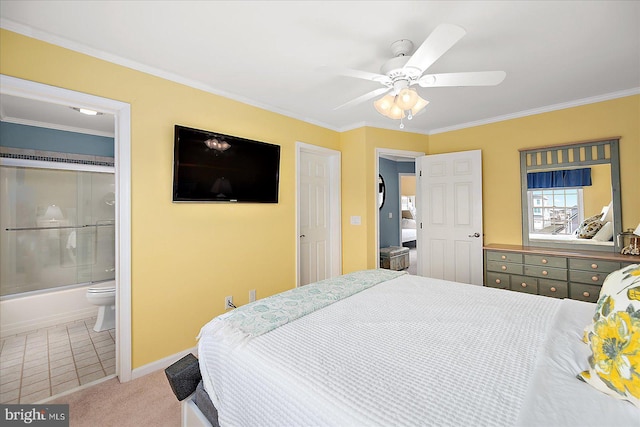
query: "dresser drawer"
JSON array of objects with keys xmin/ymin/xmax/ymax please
[
  {"xmin": 569, "ymin": 283, "xmax": 600, "ymax": 303},
  {"xmin": 511, "ymin": 275, "xmax": 538, "ymax": 294},
  {"xmin": 570, "ymin": 270, "xmax": 610, "ymax": 286},
  {"xmin": 486, "ymin": 251, "xmax": 523, "ymax": 263},
  {"xmin": 486, "ymin": 261, "xmax": 524, "ymax": 274},
  {"xmin": 524, "ymin": 254, "xmax": 566, "ymax": 268},
  {"xmin": 538, "ymin": 279, "xmax": 568, "ymax": 299},
  {"xmin": 486, "ymin": 272, "xmax": 509, "ymax": 289},
  {"xmin": 524, "ymin": 265, "xmax": 567, "ymax": 281},
  {"xmin": 569, "ymin": 258, "xmax": 621, "ymax": 273}
]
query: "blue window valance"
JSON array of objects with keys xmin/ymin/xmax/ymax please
[{"xmin": 527, "ymin": 168, "xmax": 592, "ymax": 189}]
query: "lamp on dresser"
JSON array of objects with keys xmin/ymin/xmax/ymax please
[{"xmin": 619, "ymin": 223, "xmax": 640, "ymax": 256}]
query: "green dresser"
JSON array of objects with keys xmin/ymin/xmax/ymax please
[{"xmin": 484, "ymin": 244, "xmax": 638, "ymax": 302}]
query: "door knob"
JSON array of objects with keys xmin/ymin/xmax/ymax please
[
  {"xmin": 299, "ymin": 234, "xmax": 306, "ymax": 238},
  {"xmin": 468, "ymin": 232, "xmax": 480, "ymax": 238}
]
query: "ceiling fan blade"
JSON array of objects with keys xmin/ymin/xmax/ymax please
[
  {"xmin": 418, "ymin": 71, "xmax": 506, "ymax": 87},
  {"xmin": 334, "ymin": 87, "xmax": 390, "ymax": 110},
  {"xmin": 320, "ymin": 66, "xmax": 392, "ymax": 86},
  {"xmin": 404, "ymin": 24, "xmax": 466, "ymax": 73}
]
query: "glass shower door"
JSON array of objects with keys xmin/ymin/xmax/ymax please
[{"xmin": 0, "ymin": 165, "xmax": 115, "ymax": 297}]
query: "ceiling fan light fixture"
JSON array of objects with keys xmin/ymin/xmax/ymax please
[
  {"xmin": 387, "ymin": 103, "xmax": 406, "ymax": 120},
  {"xmin": 410, "ymin": 97, "xmax": 429, "ymax": 118},
  {"xmin": 395, "ymin": 87, "xmax": 419, "ymax": 110},
  {"xmin": 374, "ymin": 94, "xmax": 395, "ymax": 116}
]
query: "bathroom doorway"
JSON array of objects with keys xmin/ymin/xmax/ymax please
[{"xmin": 0, "ymin": 75, "xmax": 132, "ymax": 403}]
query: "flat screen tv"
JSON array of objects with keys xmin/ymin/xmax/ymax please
[{"xmin": 172, "ymin": 125, "xmax": 280, "ymax": 203}]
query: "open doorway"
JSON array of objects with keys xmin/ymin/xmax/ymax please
[
  {"xmin": 375, "ymin": 148, "xmax": 424, "ymax": 275},
  {"xmin": 0, "ymin": 76, "xmax": 132, "ymax": 397}
]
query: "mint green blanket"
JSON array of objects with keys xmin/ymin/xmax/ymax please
[{"xmin": 198, "ymin": 269, "xmax": 406, "ymax": 345}]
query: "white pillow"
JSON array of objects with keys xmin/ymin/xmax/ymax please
[{"xmin": 592, "ymin": 221, "xmax": 613, "ymax": 242}]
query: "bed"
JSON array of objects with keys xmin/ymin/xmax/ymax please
[
  {"xmin": 401, "ymin": 210, "xmax": 417, "ymax": 244},
  {"xmin": 190, "ymin": 269, "xmax": 639, "ymax": 426}
]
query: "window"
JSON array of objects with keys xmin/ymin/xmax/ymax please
[{"xmin": 527, "ymin": 188, "xmax": 583, "ymax": 235}]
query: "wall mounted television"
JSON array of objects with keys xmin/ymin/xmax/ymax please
[{"xmin": 172, "ymin": 125, "xmax": 280, "ymax": 203}]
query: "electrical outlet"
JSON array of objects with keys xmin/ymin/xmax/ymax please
[
  {"xmin": 225, "ymin": 296, "xmax": 234, "ymax": 310},
  {"xmin": 249, "ymin": 289, "xmax": 256, "ymax": 302}
]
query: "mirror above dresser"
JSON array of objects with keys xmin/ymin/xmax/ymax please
[{"xmin": 520, "ymin": 138, "xmax": 622, "ymax": 253}]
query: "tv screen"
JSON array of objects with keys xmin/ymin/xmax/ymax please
[{"xmin": 172, "ymin": 125, "xmax": 280, "ymax": 203}]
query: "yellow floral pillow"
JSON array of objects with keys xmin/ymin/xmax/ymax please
[{"xmin": 578, "ymin": 264, "xmax": 640, "ymax": 408}]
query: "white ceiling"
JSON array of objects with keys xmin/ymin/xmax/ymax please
[
  {"xmin": 0, "ymin": 94, "xmax": 115, "ymax": 137},
  {"xmin": 1, "ymin": 1, "xmax": 639, "ymax": 135}
]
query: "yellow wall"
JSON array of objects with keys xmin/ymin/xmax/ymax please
[
  {"xmin": 0, "ymin": 30, "xmax": 343, "ymax": 367},
  {"xmin": 582, "ymin": 163, "xmax": 612, "ymax": 219},
  {"xmin": 339, "ymin": 128, "xmax": 369, "ymax": 273},
  {"xmin": 2, "ymin": 29, "xmax": 638, "ymax": 370},
  {"xmin": 429, "ymin": 95, "xmax": 640, "ymax": 245},
  {"xmin": 401, "ymin": 176, "xmax": 416, "ymax": 196}
]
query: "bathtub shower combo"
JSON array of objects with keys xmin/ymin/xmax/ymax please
[{"xmin": 0, "ymin": 160, "xmax": 116, "ymax": 335}]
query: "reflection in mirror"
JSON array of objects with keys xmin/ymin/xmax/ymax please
[
  {"xmin": 520, "ymin": 138, "xmax": 621, "ymax": 252},
  {"xmin": 378, "ymin": 175, "xmax": 385, "ymax": 209}
]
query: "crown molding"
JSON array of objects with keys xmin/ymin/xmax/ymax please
[
  {"xmin": 3, "ymin": 19, "xmax": 637, "ymax": 138},
  {"xmin": 428, "ymin": 88, "xmax": 640, "ymax": 135},
  {"xmin": 0, "ymin": 18, "xmax": 340, "ymax": 133}
]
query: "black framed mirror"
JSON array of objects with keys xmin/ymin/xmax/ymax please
[{"xmin": 378, "ymin": 174, "xmax": 386, "ymax": 209}]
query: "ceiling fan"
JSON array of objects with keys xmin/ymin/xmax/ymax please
[{"xmin": 328, "ymin": 24, "xmax": 506, "ymax": 128}]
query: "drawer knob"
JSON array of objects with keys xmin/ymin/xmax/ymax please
[
  {"xmin": 591, "ymin": 263, "xmax": 598, "ymax": 269},
  {"xmin": 542, "ymin": 259, "xmax": 548, "ymax": 264},
  {"xmin": 521, "ymin": 282, "xmax": 527, "ymax": 288},
  {"xmin": 592, "ymin": 275, "xmax": 599, "ymax": 282},
  {"xmin": 550, "ymin": 287, "xmax": 557, "ymax": 292},
  {"xmin": 501, "ymin": 265, "xmax": 507, "ymax": 271},
  {"xmin": 495, "ymin": 279, "xmax": 501, "ymax": 284},
  {"xmin": 583, "ymin": 291, "xmax": 590, "ymax": 298},
  {"xmin": 542, "ymin": 270, "xmax": 548, "ymax": 276},
  {"xmin": 501, "ymin": 255, "xmax": 506, "ymax": 260}
]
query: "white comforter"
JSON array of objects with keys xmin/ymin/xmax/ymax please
[
  {"xmin": 401, "ymin": 227, "xmax": 416, "ymax": 243},
  {"xmin": 198, "ymin": 274, "xmax": 639, "ymax": 426}
]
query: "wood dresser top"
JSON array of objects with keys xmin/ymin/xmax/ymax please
[{"xmin": 484, "ymin": 243, "xmax": 640, "ymax": 263}]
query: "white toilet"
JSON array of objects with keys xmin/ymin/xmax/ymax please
[{"xmin": 86, "ymin": 285, "xmax": 116, "ymax": 332}]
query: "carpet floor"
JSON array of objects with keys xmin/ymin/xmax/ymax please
[{"xmin": 49, "ymin": 369, "xmax": 181, "ymax": 426}]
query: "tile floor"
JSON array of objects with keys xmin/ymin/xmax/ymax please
[{"xmin": 0, "ymin": 317, "xmax": 115, "ymax": 404}]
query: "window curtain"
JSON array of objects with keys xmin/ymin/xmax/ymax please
[{"xmin": 527, "ymin": 168, "xmax": 592, "ymax": 189}]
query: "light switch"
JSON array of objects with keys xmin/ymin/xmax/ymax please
[
  {"xmin": 350, "ymin": 215, "xmax": 361, "ymax": 225},
  {"xmin": 388, "ymin": 212, "xmax": 393, "ymax": 219}
]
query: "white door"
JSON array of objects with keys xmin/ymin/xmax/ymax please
[
  {"xmin": 416, "ymin": 150, "xmax": 483, "ymax": 285},
  {"xmin": 298, "ymin": 146, "xmax": 340, "ymax": 286}
]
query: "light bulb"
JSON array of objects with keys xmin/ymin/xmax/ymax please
[
  {"xmin": 387, "ymin": 103, "xmax": 405, "ymax": 120},
  {"xmin": 374, "ymin": 95, "xmax": 395, "ymax": 116},
  {"xmin": 395, "ymin": 88, "xmax": 419, "ymax": 110}
]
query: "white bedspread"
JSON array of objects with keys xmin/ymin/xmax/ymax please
[
  {"xmin": 198, "ymin": 274, "xmax": 640, "ymax": 426},
  {"xmin": 517, "ymin": 298, "xmax": 639, "ymax": 426}
]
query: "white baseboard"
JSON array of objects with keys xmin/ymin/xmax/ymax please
[{"xmin": 131, "ymin": 346, "xmax": 198, "ymax": 380}]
